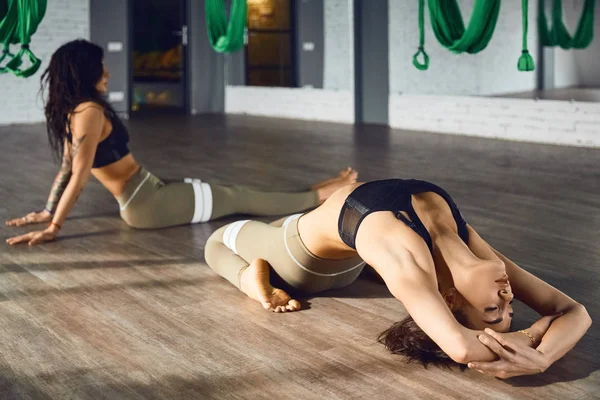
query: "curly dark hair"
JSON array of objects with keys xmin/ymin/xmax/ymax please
[
  {"xmin": 40, "ymin": 39, "xmax": 114, "ymax": 160},
  {"xmin": 378, "ymin": 311, "xmax": 469, "ymax": 368}
]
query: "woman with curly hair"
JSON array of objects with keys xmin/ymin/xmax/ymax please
[
  {"xmin": 5, "ymin": 39, "xmax": 356, "ymax": 246},
  {"xmin": 204, "ymin": 178, "xmax": 592, "ymax": 378}
]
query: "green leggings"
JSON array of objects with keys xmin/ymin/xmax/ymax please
[{"xmin": 116, "ymin": 167, "xmax": 320, "ymax": 229}]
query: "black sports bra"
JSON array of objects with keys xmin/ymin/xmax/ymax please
[
  {"xmin": 66, "ymin": 109, "xmax": 130, "ymax": 168},
  {"xmin": 338, "ymin": 179, "xmax": 469, "ymax": 252}
]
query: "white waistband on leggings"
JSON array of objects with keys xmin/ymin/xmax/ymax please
[{"xmin": 223, "ymin": 219, "xmax": 251, "ymax": 255}]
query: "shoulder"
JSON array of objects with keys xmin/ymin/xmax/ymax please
[
  {"xmin": 69, "ymin": 102, "xmax": 108, "ymax": 138},
  {"xmin": 72, "ymin": 101, "xmax": 107, "ymax": 119}
]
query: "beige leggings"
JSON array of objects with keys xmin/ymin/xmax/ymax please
[
  {"xmin": 204, "ymin": 213, "xmax": 366, "ymax": 294},
  {"xmin": 116, "ymin": 167, "xmax": 320, "ymax": 229}
]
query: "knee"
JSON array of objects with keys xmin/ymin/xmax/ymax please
[{"xmin": 205, "ymin": 226, "xmax": 228, "ymax": 264}]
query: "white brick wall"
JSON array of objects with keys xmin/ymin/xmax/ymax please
[
  {"xmin": 226, "ymin": 86, "xmax": 354, "ymax": 123},
  {"xmin": 389, "ymin": 0, "xmax": 539, "ymax": 96},
  {"xmin": 0, "ymin": 0, "xmax": 90, "ymax": 126},
  {"xmin": 389, "ymin": 94, "xmax": 600, "ymax": 148}
]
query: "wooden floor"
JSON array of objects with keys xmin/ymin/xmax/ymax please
[{"xmin": 0, "ymin": 114, "xmax": 599, "ymax": 400}]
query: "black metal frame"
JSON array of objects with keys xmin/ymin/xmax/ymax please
[{"xmin": 244, "ymin": 0, "xmax": 298, "ymax": 87}]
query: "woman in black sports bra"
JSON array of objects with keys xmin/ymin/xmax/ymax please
[
  {"xmin": 204, "ymin": 179, "xmax": 591, "ymax": 379},
  {"xmin": 5, "ymin": 39, "xmax": 356, "ymax": 246}
]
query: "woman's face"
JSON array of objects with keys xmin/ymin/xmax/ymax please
[
  {"xmin": 95, "ymin": 62, "xmax": 110, "ymax": 94},
  {"xmin": 457, "ymin": 260, "xmax": 515, "ymax": 332}
]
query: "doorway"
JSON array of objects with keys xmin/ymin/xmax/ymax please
[{"xmin": 130, "ymin": 0, "xmax": 189, "ymax": 114}]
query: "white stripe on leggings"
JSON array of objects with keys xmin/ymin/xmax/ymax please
[
  {"xmin": 223, "ymin": 220, "xmax": 251, "ymax": 255},
  {"xmin": 119, "ymin": 171, "xmax": 151, "ymax": 211},
  {"xmin": 185, "ymin": 178, "xmax": 213, "ymax": 223}
]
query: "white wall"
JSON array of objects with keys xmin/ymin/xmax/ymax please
[
  {"xmin": 225, "ymin": 0, "xmax": 354, "ymax": 123},
  {"xmin": 0, "ymin": 0, "xmax": 90, "ymax": 126},
  {"xmin": 554, "ymin": 0, "xmax": 600, "ymax": 88},
  {"xmin": 323, "ymin": 0, "xmax": 353, "ymax": 91},
  {"xmin": 389, "ymin": 94, "xmax": 600, "ymax": 148},
  {"xmin": 389, "ymin": 0, "xmax": 539, "ymax": 96}
]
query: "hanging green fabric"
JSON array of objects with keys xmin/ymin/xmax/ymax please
[
  {"xmin": 413, "ymin": 0, "xmax": 430, "ymax": 70},
  {"xmin": 205, "ymin": 0, "xmax": 247, "ymax": 53},
  {"xmin": 427, "ymin": 0, "xmax": 501, "ymax": 54},
  {"xmin": 518, "ymin": 0, "xmax": 535, "ymax": 71},
  {"xmin": 0, "ymin": 0, "xmax": 20, "ymax": 73},
  {"xmin": 4, "ymin": 0, "xmax": 47, "ymax": 77},
  {"xmin": 538, "ymin": 0, "xmax": 596, "ymax": 49}
]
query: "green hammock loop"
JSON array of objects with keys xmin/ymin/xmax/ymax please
[
  {"xmin": 0, "ymin": 43, "xmax": 15, "ymax": 64},
  {"xmin": 5, "ymin": 0, "xmax": 46, "ymax": 77},
  {"xmin": 538, "ymin": 0, "xmax": 596, "ymax": 49},
  {"xmin": 205, "ymin": 0, "xmax": 247, "ymax": 53},
  {"xmin": 427, "ymin": 0, "xmax": 502, "ymax": 54},
  {"xmin": 518, "ymin": 0, "xmax": 535, "ymax": 71},
  {"xmin": 413, "ymin": 0, "xmax": 430, "ymax": 70}
]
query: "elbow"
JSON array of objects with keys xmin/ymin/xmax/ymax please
[
  {"xmin": 451, "ymin": 348, "xmax": 470, "ymax": 365},
  {"xmin": 446, "ymin": 336, "xmax": 471, "ymax": 365}
]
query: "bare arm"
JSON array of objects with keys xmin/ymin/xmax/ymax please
[
  {"xmin": 490, "ymin": 246, "xmax": 592, "ymax": 366},
  {"xmin": 49, "ymin": 104, "xmax": 104, "ymax": 230},
  {"xmin": 355, "ymin": 216, "xmax": 496, "ymax": 364},
  {"xmin": 45, "ymin": 139, "xmax": 73, "ymax": 214},
  {"xmin": 467, "ymin": 225, "xmax": 592, "ymax": 367},
  {"xmin": 4, "ymin": 144, "xmax": 72, "ymax": 228},
  {"xmin": 6, "ymin": 103, "xmax": 104, "ymax": 246}
]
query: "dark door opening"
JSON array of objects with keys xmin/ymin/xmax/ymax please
[
  {"xmin": 245, "ymin": 0, "xmax": 297, "ymax": 87},
  {"xmin": 130, "ymin": 0, "xmax": 188, "ymax": 115}
]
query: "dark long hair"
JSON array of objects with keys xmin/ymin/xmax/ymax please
[
  {"xmin": 378, "ymin": 311, "xmax": 468, "ymax": 368},
  {"xmin": 40, "ymin": 39, "xmax": 114, "ymax": 160}
]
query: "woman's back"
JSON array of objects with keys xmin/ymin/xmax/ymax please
[{"xmin": 298, "ymin": 179, "xmax": 469, "ymax": 261}]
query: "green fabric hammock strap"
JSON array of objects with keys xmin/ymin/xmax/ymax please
[
  {"xmin": 413, "ymin": 0, "xmax": 429, "ymax": 70},
  {"xmin": 205, "ymin": 0, "xmax": 247, "ymax": 53},
  {"xmin": 518, "ymin": 0, "xmax": 535, "ymax": 71}
]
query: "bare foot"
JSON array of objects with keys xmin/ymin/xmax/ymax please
[
  {"xmin": 313, "ymin": 167, "xmax": 358, "ymax": 203},
  {"xmin": 240, "ymin": 258, "xmax": 301, "ymax": 313},
  {"xmin": 311, "ymin": 167, "xmax": 357, "ymax": 190}
]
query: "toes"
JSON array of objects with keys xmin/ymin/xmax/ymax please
[{"xmin": 287, "ymin": 300, "xmax": 301, "ymax": 311}]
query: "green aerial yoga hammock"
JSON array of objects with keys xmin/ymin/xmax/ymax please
[
  {"xmin": 518, "ymin": 0, "xmax": 535, "ymax": 71},
  {"xmin": 0, "ymin": 0, "xmax": 19, "ymax": 73},
  {"xmin": 428, "ymin": 0, "xmax": 501, "ymax": 53},
  {"xmin": 205, "ymin": 0, "xmax": 247, "ymax": 53},
  {"xmin": 538, "ymin": 0, "xmax": 596, "ymax": 49},
  {"xmin": 0, "ymin": 0, "xmax": 46, "ymax": 77},
  {"xmin": 414, "ymin": 0, "xmax": 501, "ymax": 70}
]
